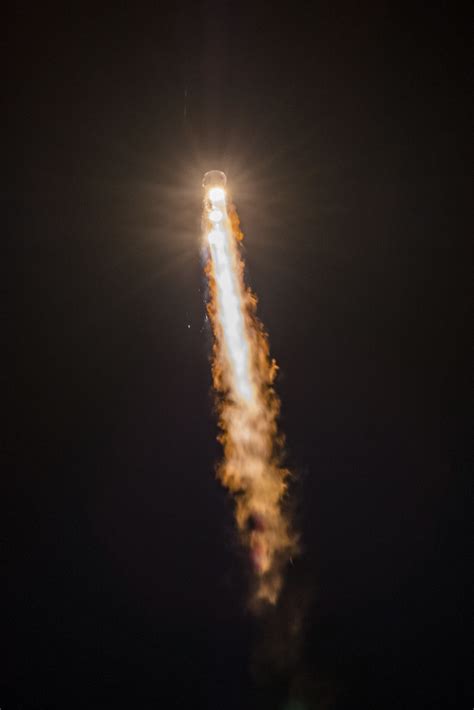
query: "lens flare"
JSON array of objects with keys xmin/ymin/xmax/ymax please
[{"xmin": 202, "ymin": 171, "xmax": 298, "ymax": 606}]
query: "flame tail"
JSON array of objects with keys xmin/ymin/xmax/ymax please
[{"xmin": 202, "ymin": 175, "xmax": 297, "ymax": 605}]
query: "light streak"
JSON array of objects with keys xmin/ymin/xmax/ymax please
[
  {"xmin": 206, "ymin": 188, "xmax": 252, "ymax": 402},
  {"xmin": 202, "ymin": 171, "xmax": 297, "ymax": 606}
]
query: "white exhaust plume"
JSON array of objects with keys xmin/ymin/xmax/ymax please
[{"xmin": 202, "ymin": 170, "xmax": 298, "ymax": 606}]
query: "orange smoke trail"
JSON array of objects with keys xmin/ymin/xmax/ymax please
[{"xmin": 202, "ymin": 172, "xmax": 297, "ymax": 606}]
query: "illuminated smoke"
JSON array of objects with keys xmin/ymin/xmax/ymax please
[{"xmin": 202, "ymin": 171, "xmax": 297, "ymax": 606}]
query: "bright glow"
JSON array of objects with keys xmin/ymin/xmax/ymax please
[
  {"xmin": 209, "ymin": 187, "xmax": 226, "ymax": 203},
  {"xmin": 209, "ymin": 209, "xmax": 223, "ymax": 223},
  {"xmin": 203, "ymin": 179, "xmax": 297, "ymax": 606},
  {"xmin": 208, "ymin": 211, "xmax": 252, "ymax": 401}
]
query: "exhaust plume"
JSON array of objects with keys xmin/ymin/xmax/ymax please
[{"xmin": 202, "ymin": 171, "xmax": 298, "ymax": 606}]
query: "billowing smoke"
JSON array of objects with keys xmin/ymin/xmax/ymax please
[{"xmin": 202, "ymin": 171, "xmax": 298, "ymax": 606}]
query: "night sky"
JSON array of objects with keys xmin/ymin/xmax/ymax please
[{"xmin": 5, "ymin": 3, "xmax": 471, "ymax": 709}]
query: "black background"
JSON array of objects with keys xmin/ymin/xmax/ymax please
[{"xmin": 4, "ymin": 3, "xmax": 471, "ymax": 709}]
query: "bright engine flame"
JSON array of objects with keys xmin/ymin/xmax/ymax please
[
  {"xmin": 206, "ymin": 188, "xmax": 252, "ymax": 402},
  {"xmin": 203, "ymin": 174, "xmax": 297, "ymax": 606}
]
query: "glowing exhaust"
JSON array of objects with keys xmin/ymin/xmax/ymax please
[{"xmin": 202, "ymin": 170, "xmax": 297, "ymax": 606}]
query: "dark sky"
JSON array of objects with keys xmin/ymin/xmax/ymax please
[{"xmin": 5, "ymin": 3, "xmax": 471, "ymax": 709}]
